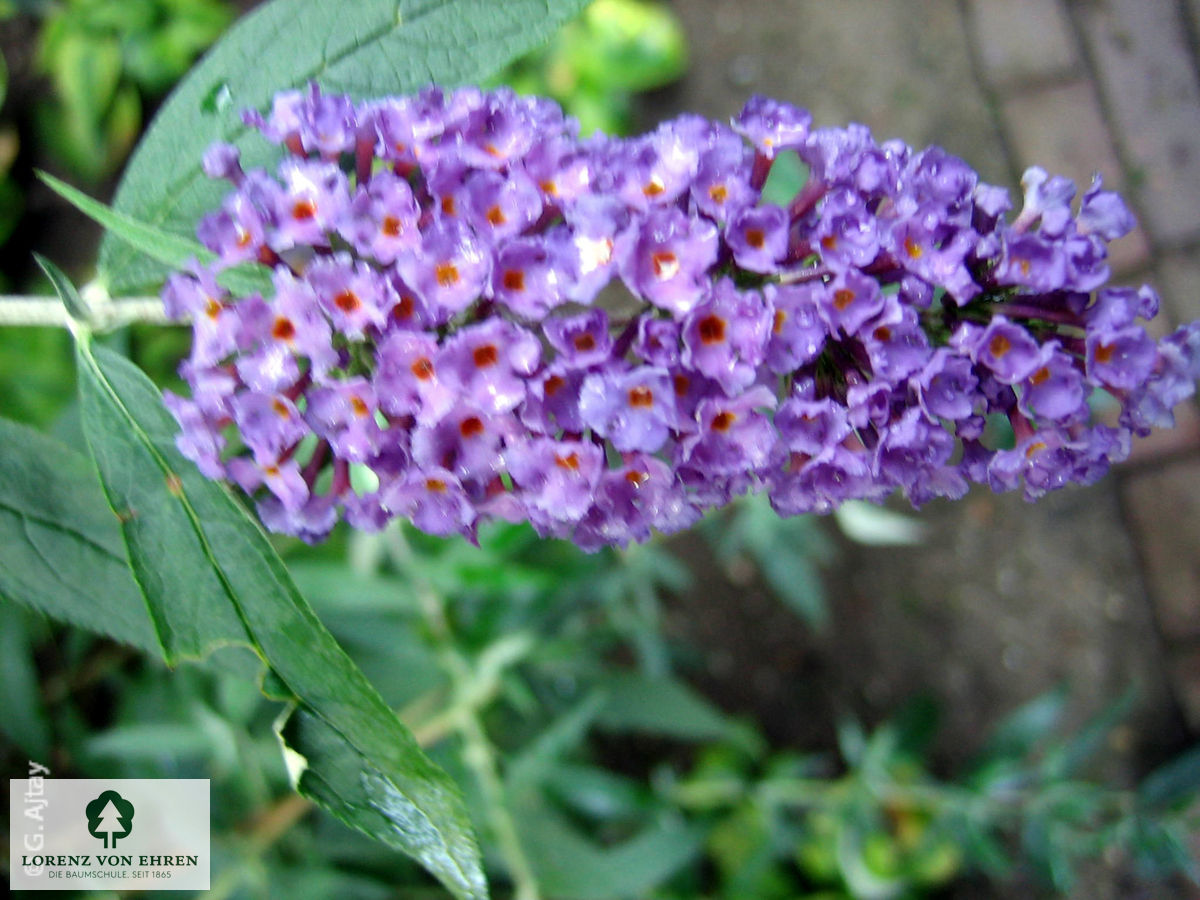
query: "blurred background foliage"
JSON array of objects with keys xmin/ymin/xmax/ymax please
[{"xmin": 0, "ymin": 1, "xmax": 1197, "ymax": 898}]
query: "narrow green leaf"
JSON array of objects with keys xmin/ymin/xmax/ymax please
[
  {"xmin": 594, "ymin": 672, "xmax": 730, "ymax": 741},
  {"xmin": 0, "ymin": 416, "xmax": 160, "ymax": 654},
  {"xmin": 519, "ymin": 805, "xmax": 703, "ymax": 900},
  {"xmin": 34, "ymin": 251, "xmax": 92, "ymax": 323},
  {"xmin": 972, "ymin": 685, "xmax": 1068, "ymax": 770},
  {"xmin": 38, "ymin": 170, "xmax": 271, "ymax": 297},
  {"xmin": 100, "ymin": 0, "xmax": 593, "ymax": 294},
  {"xmin": 1138, "ymin": 745, "xmax": 1200, "ymax": 811},
  {"xmin": 72, "ymin": 340, "xmax": 486, "ymax": 900}
]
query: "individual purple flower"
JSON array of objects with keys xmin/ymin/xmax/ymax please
[
  {"xmin": 681, "ymin": 280, "xmax": 772, "ymax": 393},
  {"xmin": 382, "ymin": 468, "xmax": 477, "ymax": 538},
  {"xmin": 861, "ymin": 309, "xmax": 931, "ymax": 382},
  {"xmin": 506, "ymin": 437, "xmax": 605, "ymax": 523},
  {"xmin": 520, "ymin": 363, "xmax": 587, "ymax": 434},
  {"xmin": 202, "ymin": 143, "xmax": 244, "ymax": 184},
  {"xmin": 490, "ymin": 237, "xmax": 568, "ymax": 319},
  {"xmin": 969, "ymin": 317, "xmax": 1044, "ymax": 384},
  {"xmin": 1086, "ymin": 325, "xmax": 1158, "ymax": 391},
  {"xmin": 411, "ymin": 406, "xmax": 513, "ymax": 481},
  {"xmin": 1078, "ymin": 173, "xmax": 1136, "ymax": 241},
  {"xmin": 399, "ymin": 218, "xmax": 491, "ymax": 321},
  {"xmin": 197, "ymin": 193, "xmax": 267, "ymax": 266},
  {"xmin": 873, "ymin": 408, "xmax": 959, "ymax": 498},
  {"xmin": 1086, "ymin": 285, "xmax": 1159, "ymax": 330},
  {"xmin": 259, "ymin": 494, "xmax": 339, "ymax": 544},
  {"xmin": 914, "ymin": 350, "xmax": 978, "ymax": 421},
  {"xmin": 634, "ymin": 316, "xmax": 682, "ymax": 368},
  {"xmin": 1013, "ymin": 166, "xmax": 1076, "ymax": 237},
  {"xmin": 817, "ymin": 268, "xmax": 886, "ymax": 337},
  {"xmin": 1018, "ymin": 347, "xmax": 1086, "ymax": 422},
  {"xmin": 562, "ymin": 195, "xmax": 628, "ymax": 304},
  {"xmin": 437, "ymin": 318, "xmax": 541, "ymax": 414},
  {"xmin": 305, "ymin": 378, "xmax": 386, "ymax": 463},
  {"xmin": 306, "ymin": 253, "xmax": 390, "ymax": 338},
  {"xmin": 228, "ymin": 456, "xmax": 309, "ymax": 513},
  {"xmin": 678, "ymin": 385, "xmax": 777, "ymax": 476},
  {"xmin": 544, "ymin": 309, "xmax": 614, "ymax": 368},
  {"xmin": 726, "ymin": 204, "xmax": 789, "ymax": 273},
  {"xmin": 622, "ymin": 207, "xmax": 718, "ymax": 316},
  {"xmin": 269, "ymin": 158, "xmax": 349, "ymax": 250},
  {"xmin": 464, "ymin": 169, "xmax": 543, "ymax": 241},
  {"xmin": 993, "ymin": 230, "xmax": 1067, "ymax": 292},
  {"xmin": 691, "ymin": 132, "xmax": 756, "ymax": 220},
  {"xmin": 574, "ymin": 454, "xmax": 699, "ymax": 550},
  {"xmin": 769, "ymin": 444, "xmax": 874, "ymax": 516},
  {"xmin": 610, "ymin": 124, "xmax": 701, "ymax": 210},
  {"xmin": 764, "ymin": 283, "xmax": 826, "ymax": 373},
  {"xmin": 163, "ymin": 391, "xmax": 226, "ymax": 479},
  {"xmin": 775, "ymin": 396, "xmax": 852, "ymax": 456},
  {"xmin": 579, "ymin": 365, "xmax": 678, "ymax": 452},
  {"xmin": 812, "ymin": 188, "xmax": 880, "ymax": 269},
  {"xmin": 337, "ymin": 170, "xmax": 420, "ymax": 263},
  {"xmin": 374, "ymin": 330, "xmax": 456, "ymax": 424},
  {"xmin": 732, "ymin": 95, "xmax": 812, "ymax": 158}
]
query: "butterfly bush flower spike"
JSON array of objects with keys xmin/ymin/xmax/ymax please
[{"xmin": 163, "ymin": 86, "xmax": 1200, "ymax": 548}]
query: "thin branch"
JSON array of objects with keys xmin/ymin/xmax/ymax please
[{"xmin": 0, "ymin": 295, "xmax": 175, "ymax": 329}]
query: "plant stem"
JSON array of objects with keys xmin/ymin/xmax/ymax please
[
  {"xmin": 0, "ymin": 295, "xmax": 173, "ymax": 328},
  {"xmin": 387, "ymin": 525, "xmax": 543, "ymax": 900}
]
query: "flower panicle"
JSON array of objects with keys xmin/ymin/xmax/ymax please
[{"xmin": 163, "ymin": 83, "xmax": 1200, "ymax": 548}]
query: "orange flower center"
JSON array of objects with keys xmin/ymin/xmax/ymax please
[
  {"xmin": 711, "ymin": 411, "xmax": 736, "ymax": 432},
  {"xmin": 698, "ymin": 315, "xmax": 726, "ymax": 344},
  {"xmin": 628, "ymin": 386, "xmax": 654, "ymax": 408},
  {"xmin": 473, "ymin": 345, "xmax": 499, "ymax": 368},
  {"xmin": 272, "ymin": 317, "xmax": 296, "ymax": 341}
]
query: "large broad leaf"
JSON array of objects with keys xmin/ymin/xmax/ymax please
[
  {"xmin": 99, "ymin": 0, "xmax": 592, "ymax": 295},
  {"xmin": 72, "ymin": 336, "xmax": 486, "ymax": 899},
  {"xmin": 0, "ymin": 416, "xmax": 159, "ymax": 655}
]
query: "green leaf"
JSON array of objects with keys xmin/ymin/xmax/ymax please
[
  {"xmin": 100, "ymin": 0, "xmax": 593, "ymax": 294},
  {"xmin": 0, "ymin": 416, "xmax": 159, "ymax": 654},
  {"xmin": 519, "ymin": 805, "xmax": 704, "ymax": 900},
  {"xmin": 594, "ymin": 672, "xmax": 730, "ymax": 741},
  {"xmin": 1138, "ymin": 745, "xmax": 1200, "ymax": 811},
  {"xmin": 71, "ymin": 338, "xmax": 486, "ymax": 899},
  {"xmin": 0, "ymin": 605, "xmax": 53, "ymax": 759},
  {"xmin": 972, "ymin": 685, "xmax": 1068, "ymax": 771},
  {"xmin": 37, "ymin": 170, "xmax": 271, "ymax": 297},
  {"xmin": 34, "ymin": 250, "xmax": 92, "ymax": 323}
]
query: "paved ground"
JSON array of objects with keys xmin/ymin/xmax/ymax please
[{"xmin": 650, "ymin": 1, "xmax": 1200, "ymax": 895}]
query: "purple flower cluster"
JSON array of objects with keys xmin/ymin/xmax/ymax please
[{"xmin": 163, "ymin": 85, "xmax": 1200, "ymax": 548}]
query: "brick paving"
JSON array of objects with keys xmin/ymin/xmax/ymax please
[
  {"xmin": 968, "ymin": 0, "xmax": 1200, "ymax": 721},
  {"xmin": 661, "ymin": 0, "xmax": 1200, "ymax": 761}
]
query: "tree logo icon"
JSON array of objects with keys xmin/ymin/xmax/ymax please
[{"xmin": 86, "ymin": 790, "xmax": 135, "ymax": 849}]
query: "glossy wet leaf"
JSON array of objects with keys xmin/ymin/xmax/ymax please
[
  {"xmin": 100, "ymin": 0, "xmax": 592, "ymax": 294},
  {"xmin": 71, "ymin": 336, "xmax": 486, "ymax": 899}
]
